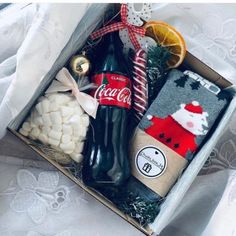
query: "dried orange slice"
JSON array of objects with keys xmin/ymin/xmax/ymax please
[{"xmin": 144, "ymin": 21, "xmax": 187, "ymax": 68}]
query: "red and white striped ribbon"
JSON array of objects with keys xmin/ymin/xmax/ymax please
[
  {"xmin": 132, "ymin": 49, "xmax": 148, "ymax": 121},
  {"xmin": 90, "ymin": 4, "xmax": 146, "ymax": 51}
]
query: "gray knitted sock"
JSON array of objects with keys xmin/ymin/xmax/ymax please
[{"xmin": 139, "ymin": 69, "xmax": 230, "ymax": 161}]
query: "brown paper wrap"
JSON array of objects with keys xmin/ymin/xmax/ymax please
[{"xmin": 130, "ymin": 128, "xmax": 188, "ymax": 197}]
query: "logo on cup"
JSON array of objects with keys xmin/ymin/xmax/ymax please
[{"xmin": 135, "ymin": 146, "xmax": 167, "ymax": 178}]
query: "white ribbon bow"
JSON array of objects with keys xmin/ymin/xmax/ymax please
[{"xmin": 46, "ymin": 67, "xmax": 98, "ymax": 119}]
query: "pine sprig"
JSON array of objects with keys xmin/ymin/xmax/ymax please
[
  {"xmin": 147, "ymin": 45, "xmax": 171, "ymax": 104},
  {"xmin": 99, "ymin": 185, "xmax": 163, "ymax": 226},
  {"xmin": 115, "ymin": 192, "xmax": 163, "ymax": 226}
]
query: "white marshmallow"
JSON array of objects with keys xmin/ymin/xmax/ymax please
[
  {"xmin": 19, "ymin": 128, "xmax": 28, "ymax": 137},
  {"xmin": 75, "ymin": 105, "xmax": 84, "ymax": 115},
  {"xmin": 42, "ymin": 113, "xmax": 52, "ymax": 126},
  {"xmin": 60, "ymin": 106, "xmax": 74, "ymax": 117},
  {"xmin": 48, "ymin": 138, "xmax": 60, "ymax": 147},
  {"xmin": 52, "ymin": 124, "xmax": 62, "ymax": 132},
  {"xmin": 62, "ymin": 124, "xmax": 73, "ymax": 135},
  {"xmin": 49, "ymin": 101, "xmax": 60, "ymax": 112},
  {"xmin": 74, "ymin": 142, "xmax": 84, "ymax": 153},
  {"xmin": 50, "ymin": 111, "xmax": 62, "ymax": 125},
  {"xmin": 41, "ymin": 99, "xmax": 50, "ymax": 113},
  {"xmin": 64, "ymin": 149, "xmax": 74, "ymax": 155},
  {"xmin": 69, "ymin": 115, "xmax": 81, "ymax": 126},
  {"xmin": 68, "ymin": 100, "xmax": 78, "ymax": 108},
  {"xmin": 54, "ymin": 93, "xmax": 71, "ymax": 104},
  {"xmin": 81, "ymin": 115, "xmax": 90, "ymax": 127},
  {"xmin": 34, "ymin": 116, "xmax": 43, "ymax": 126},
  {"xmin": 31, "ymin": 127, "xmax": 40, "ymax": 138},
  {"xmin": 29, "ymin": 120, "xmax": 37, "ymax": 128},
  {"xmin": 42, "ymin": 127, "xmax": 50, "ymax": 136},
  {"xmin": 22, "ymin": 122, "xmax": 32, "ymax": 132},
  {"xmin": 28, "ymin": 133, "xmax": 36, "ymax": 140},
  {"xmin": 74, "ymin": 126, "xmax": 87, "ymax": 140},
  {"xmin": 35, "ymin": 102, "xmax": 43, "ymax": 115},
  {"xmin": 48, "ymin": 130, "xmax": 62, "ymax": 140},
  {"xmin": 60, "ymin": 142, "xmax": 75, "ymax": 154},
  {"xmin": 38, "ymin": 133, "xmax": 48, "ymax": 143},
  {"xmin": 61, "ymin": 134, "xmax": 71, "ymax": 143},
  {"xmin": 47, "ymin": 93, "xmax": 59, "ymax": 102},
  {"xmin": 70, "ymin": 153, "xmax": 83, "ymax": 163},
  {"xmin": 62, "ymin": 116, "xmax": 71, "ymax": 123}
]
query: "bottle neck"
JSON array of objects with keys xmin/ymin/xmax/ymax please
[
  {"xmin": 93, "ymin": 31, "xmax": 127, "ymax": 75},
  {"xmin": 103, "ymin": 31, "xmax": 122, "ymax": 52}
]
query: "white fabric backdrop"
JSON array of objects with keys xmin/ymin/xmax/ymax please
[{"xmin": 0, "ymin": 3, "xmax": 236, "ymax": 236}]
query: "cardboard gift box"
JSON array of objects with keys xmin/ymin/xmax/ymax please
[{"xmin": 6, "ymin": 3, "xmax": 236, "ymax": 236}]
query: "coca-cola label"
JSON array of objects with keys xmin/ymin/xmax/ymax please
[{"xmin": 91, "ymin": 73, "xmax": 132, "ymax": 109}]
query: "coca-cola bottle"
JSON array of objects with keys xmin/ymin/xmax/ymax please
[{"xmin": 82, "ymin": 31, "xmax": 131, "ymax": 187}]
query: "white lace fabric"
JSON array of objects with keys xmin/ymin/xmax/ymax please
[{"xmin": 0, "ymin": 3, "xmax": 236, "ymax": 236}]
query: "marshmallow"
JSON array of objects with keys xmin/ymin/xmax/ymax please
[
  {"xmin": 68, "ymin": 100, "xmax": 78, "ymax": 107},
  {"xmin": 61, "ymin": 134, "xmax": 71, "ymax": 144},
  {"xmin": 69, "ymin": 115, "xmax": 81, "ymax": 126},
  {"xmin": 62, "ymin": 124, "xmax": 73, "ymax": 135},
  {"xmin": 52, "ymin": 93, "xmax": 71, "ymax": 104},
  {"xmin": 81, "ymin": 114, "xmax": 90, "ymax": 127},
  {"xmin": 62, "ymin": 116, "xmax": 71, "ymax": 123},
  {"xmin": 60, "ymin": 106, "xmax": 74, "ymax": 117},
  {"xmin": 38, "ymin": 133, "xmax": 48, "ymax": 143},
  {"xmin": 50, "ymin": 111, "xmax": 62, "ymax": 125},
  {"xmin": 52, "ymin": 124, "xmax": 62, "ymax": 132},
  {"xmin": 74, "ymin": 142, "xmax": 84, "ymax": 153},
  {"xmin": 19, "ymin": 128, "xmax": 28, "ymax": 136},
  {"xmin": 41, "ymin": 99, "xmax": 50, "ymax": 113},
  {"xmin": 42, "ymin": 113, "xmax": 52, "ymax": 126},
  {"xmin": 31, "ymin": 127, "xmax": 40, "ymax": 139},
  {"xmin": 49, "ymin": 101, "xmax": 60, "ymax": 112},
  {"xmin": 29, "ymin": 120, "xmax": 37, "ymax": 128},
  {"xmin": 48, "ymin": 130, "xmax": 62, "ymax": 141},
  {"xmin": 75, "ymin": 105, "xmax": 84, "ymax": 115},
  {"xmin": 35, "ymin": 102, "xmax": 43, "ymax": 115},
  {"xmin": 60, "ymin": 141, "xmax": 75, "ymax": 154},
  {"xmin": 48, "ymin": 138, "xmax": 60, "ymax": 147},
  {"xmin": 75, "ymin": 126, "xmax": 87, "ymax": 140},
  {"xmin": 64, "ymin": 149, "xmax": 74, "ymax": 155},
  {"xmin": 42, "ymin": 127, "xmax": 50, "ymax": 136},
  {"xmin": 70, "ymin": 153, "xmax": 83, "ymax": 163},
  {"xmin": 34, "ymin": 116, "xmax": 43, "ymax": 126},
  {"xmin": 47, "ymin": 93, "xmax": 59, "ymax": 102},
  {"xmin": 28, "ymin": 133, "xmax": 36, "ymax": 140},
  {"xmin": 22, "ymin": 122, "xmax": 32, "ymax": 132}
]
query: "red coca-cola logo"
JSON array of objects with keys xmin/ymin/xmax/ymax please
[{"xmin": 91, "ymin": 73, "xmax": 132, "ymax": 109}]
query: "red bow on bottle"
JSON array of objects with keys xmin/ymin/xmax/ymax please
[{"xmin": 90, "ymin": 4, "xmax": 146, "ymax": 51}]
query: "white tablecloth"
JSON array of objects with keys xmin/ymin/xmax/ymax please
[{"xmin": 0, "ymin": 3, "xmax": 236, "ymax": 236}]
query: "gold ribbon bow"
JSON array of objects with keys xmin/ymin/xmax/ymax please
[{"xmin": 46, "ymin": 67, "xmax": 98, "ymax": 119}]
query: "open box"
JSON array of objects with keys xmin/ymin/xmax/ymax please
[{"xmin": 6, "ymin": 3, "xmax": 236, "ymax": 236}]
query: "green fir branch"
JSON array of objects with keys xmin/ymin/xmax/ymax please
[{"xmin": 147, "ymin": 44, "xmax": 171, "ymax": 104}]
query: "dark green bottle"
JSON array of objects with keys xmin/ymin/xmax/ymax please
[{"xmin": 82, "ymin": 31, "xmax": 131, "ymax": 187}]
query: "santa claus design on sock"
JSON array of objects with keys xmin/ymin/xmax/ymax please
[{"xmin": 144, "ymin": 101, "xmax": 209, "ymax": 158}]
